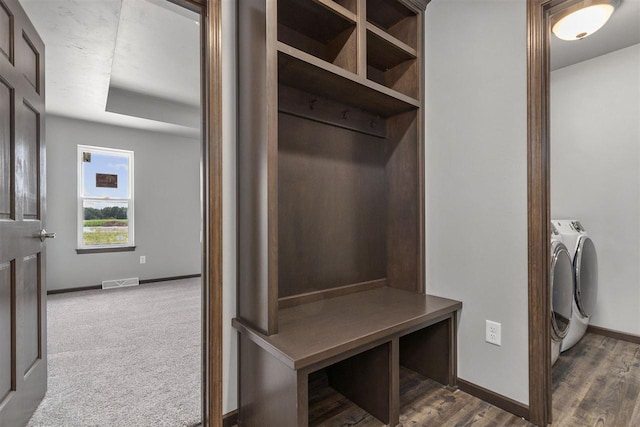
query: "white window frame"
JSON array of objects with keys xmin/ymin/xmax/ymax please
[{"xmin": 77, "ymin": 145, "xmax": 135, "ymax": 250}]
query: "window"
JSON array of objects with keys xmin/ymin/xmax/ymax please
[{"xmin": 77, "ymin": 145, "xmax": 134, "ymax": 251}]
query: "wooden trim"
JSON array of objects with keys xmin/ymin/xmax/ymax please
[
  {"xmin": 203, "ymin": 0, "xmax": 222, "ymax": 426},
  {"xmin": 140, "ymin": 274, "xmax": 202, "ymax": 284},
  {"xmin": 390, "ymin": 338, "xmax": 400, "ymax": 426},
  {"xmin": 527, "ymin": 1, "xmax": 583, "ymax": 426},
  {"xmin": 266, "ymin": 0, "xmax": 279, "ymax": 336},
  {"xmin": 356, "ymin": 0, "xmax": 367, "ymax": 77},
  {"xmin": 398, "ymin": 0, "xmax": 429, "ymax": 13},
  {"xmin": 167, "ymin": 0, "xmax": 206, "ymax": 13},
  {"xmin": 417, "ymin": 10, "xmax": 425, "ymax": 295},
  {"xmin": 75, "ymin": 246, "xmax": 136, "ymax": 254},
  {"xmin": 527, "ymin": 2, "xmax": 551, "ymax": 425},
  {"xmin": 45, "ymin": 274, "xmax": 202, "ymax": 295},
  {"xmin": 222, "ymin": 410, "xmax": 238, "ymax": 427},
  {"xmin": 587, "ymin": 325, "xmax": 640, "ymax": 345},
  {"xmin": 278, "ymin": 278, "xmax": 387, "ymax": 309},
  {"xmin": 448, "ymin": 311, "xmax": 457, "ymax": 387},
  {"xmin": 47, "ymin": 285, "xmax": 101, "ymax": 295},
  {"xmin": 458, "ymin": 378, "xmax": 530, "ymax": 421}
]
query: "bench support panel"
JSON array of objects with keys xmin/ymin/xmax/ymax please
[
  {"xmin": 399, "ymin": 315, "xmax": 456, "ymax": 387},
  {"xmin": 326, "ymin": 341, "xmax": 399, "ymax": 425},
  {"xmin": 239, "ymin": 334, "xmax": 307, "ymax": 427}
]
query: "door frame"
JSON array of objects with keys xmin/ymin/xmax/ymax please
[
  {"xmin": 527, "ymin": 1, "xmax": 583, "ymax": 425},
  {"xmin": 170, "ymin": 0, "xmax": 223, "ymax": 426}
]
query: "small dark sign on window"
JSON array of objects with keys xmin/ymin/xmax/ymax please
[{"xmin": 96, "ymin": 173, "xmax": 118, "ymax": 188}]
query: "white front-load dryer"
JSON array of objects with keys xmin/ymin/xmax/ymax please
[
  {"xmin": 553, "ymin": 220, "xmax": 598, "ymax": 352},
  {"xmin": 550, "ymin": 223, "xmax": 573, "ymax": 365}
]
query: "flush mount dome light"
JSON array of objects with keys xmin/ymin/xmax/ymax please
[{"xmin": 551, "ymin": 0, "xmax": 620, "ymax": 41}]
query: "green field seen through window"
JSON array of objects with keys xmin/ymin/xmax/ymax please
[{"xmin": 83, "ymin": 219, "xmax": 129, "ymax": 245}]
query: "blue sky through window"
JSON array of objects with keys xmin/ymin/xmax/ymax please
[{"xmin": 82, "ymin": 152, "xmax": 130, "ymax": 199}]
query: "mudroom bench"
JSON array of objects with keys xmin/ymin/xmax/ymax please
[{"xmin": 232, "ymin": 287, "xmax": 462, "ymax": 427}]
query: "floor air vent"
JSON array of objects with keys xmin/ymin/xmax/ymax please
[{"xmin": 102, "ymin": 277, "xmax": 140, "ymax": 290}]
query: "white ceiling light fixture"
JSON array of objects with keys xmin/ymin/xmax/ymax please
[{"xmin": 551, "ymin": 0, "xmax": 620, "ymax": 41}]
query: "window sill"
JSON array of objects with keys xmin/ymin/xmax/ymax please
[{"xmin": 76, "ymin": 246, "xmax": 136, "ymax": 254}]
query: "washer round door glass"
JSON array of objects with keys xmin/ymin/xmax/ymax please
[
  {"xmin": 575, "ymin": 236, "xmax": 598, "ymax": 317},
  {"xmin": 551, "ymin": 242, "xmax": 573, "ymax": 339}
]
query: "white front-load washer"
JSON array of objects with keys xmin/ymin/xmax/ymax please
[
  {"xmin": 550, "ymin": 223, "xmax": 573, "ymax": 365},
  {"xmin": 553, "ymin": 220, "xmax": 598, "ymax": 352}
]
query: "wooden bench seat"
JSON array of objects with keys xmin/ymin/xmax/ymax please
[{"xmin": 233, "ymin": 287, "xmax": 462, "ymax": 427}]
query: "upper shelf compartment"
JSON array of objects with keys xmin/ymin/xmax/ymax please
[
  {"xmin": 277, "ymin": 42, "xmax": 419, "ymax": 118},
  {"xmin": 278, "ymin": 0, "xmax": 357, "ymax": 73},
  {"xmin": 366, "ymin": 24, "xmax": 418, "ymax": 99},
  {"xmin": 366, "ymin": 0, "xmax": 418, "ymax": 49}
]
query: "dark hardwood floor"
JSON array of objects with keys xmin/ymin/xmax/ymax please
[
  {"xmin": 552, "ymin": 333, "xmax": 640, "ymax": 427},
  {"xmin": 309, "ymin": 367, "xmax": 531, "ymax": 427}
]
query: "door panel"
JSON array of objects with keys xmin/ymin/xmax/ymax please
[
  {"xmin": 0, "ymin": 0, "xmax": 46, "ymax": 425},
  {"xmin": 20, "ymin": 102, "xmax": 38, "ymax": 219},
  {"xmin": 20, "ymin": 35, "xmax": 37, "ymax": 93},
  {"xmin": 0, "ymin": 81, "xmax": 11, "ymax": 219},
  {"xmin": 21, "ymin": 254, "xmax": 40, "ymax": 375},
  {"xmin": 0, "ymin": 261, "xmax": 15, "ymax": 403},
  {"xmin": 0, "ymin": 2, "xmax": 10, "ymax": 61}
]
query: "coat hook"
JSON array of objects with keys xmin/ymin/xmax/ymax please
[
  {"xmin": 342, "ymin": 110, "xmax": 351, "ymax": 120},
  {"xmin": 370, "ymin": 117, "xmax": 379, "ymax": 128},
  {"xmin": 309, "ymin": 99, "xmax": 317, "ymax": 110}
]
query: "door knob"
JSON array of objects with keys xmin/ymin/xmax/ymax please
[{"xmin": 38, "ymin": 229, "xmax": 56, "ymax": 242}]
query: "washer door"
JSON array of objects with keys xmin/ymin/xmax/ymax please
[
  {"xmin": 575, "ymin": 236, "xmax": 598, "ymax": 317},
  {"xmin": 551, "ymin": 242, "xmax": 573, "ymax": 340}
]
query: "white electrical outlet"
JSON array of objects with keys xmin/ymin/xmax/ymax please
[
  {"xmin": 486, "ymin": 320, "xmax": 501, "ymax": 346},
  {"xmin": 140, "ymin": 256, "xmax": 146, "ymax": 264}
]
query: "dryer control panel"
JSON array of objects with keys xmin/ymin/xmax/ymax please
[{"xmin": 572, "ymin": 221, "xmax": 585, "ymax": 232}]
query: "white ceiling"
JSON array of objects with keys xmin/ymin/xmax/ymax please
[
  {"xmin": 109, "ymin": 0, "xmax": 200, "ymax": 106},
  {"xmin": 19, "ymin": 0, "xmax": 201, "ymax": 138},
  {"xmin": 551, "ymin": 0, "xmax": 640, "ymax": 70}
]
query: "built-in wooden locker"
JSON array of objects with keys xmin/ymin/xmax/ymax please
[{"xmin": 235, "ymin": 1, "xmax": 462, "ymax": 426}]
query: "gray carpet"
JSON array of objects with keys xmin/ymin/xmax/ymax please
[{"xmin": 27, "ymin": 278, "xmax": 202, "ymax": 427}]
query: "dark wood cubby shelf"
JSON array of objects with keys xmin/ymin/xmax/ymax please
[
  {"xmin": 366, "ymin": 24, "xmax": 418, "ymax": 98},
  {"xmin": 237, "ymin": 1, "xmax": 461, "ymax": 426},
  {"xmin": 367, "ymin": 0, "xmax": 418, "ymax": 49},
  {"xmin": 367, "ymin": 22, "xmax": 417, "ymax": 60},
  {"xmin": 278, "ymin": 42, "xmax": 419, "ymax": 117},
  {"xmin": 278, "ymin": 0, "xmax": 357, "ymax": 72}
]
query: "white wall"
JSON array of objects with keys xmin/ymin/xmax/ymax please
[
  {"xmin": 425, "ymin": 0, "xmax": 529, "ymax": 404},
  {"xmin": 221, "ymin": 0, "xmax": 238, "ymax": 415},
  {"xmin": 45, "ymin": 115, "xmax": 201, "ymax": 291},
  {"xmin": 551, "ymin": 44, "xmax": 640, "ymax": 335}
]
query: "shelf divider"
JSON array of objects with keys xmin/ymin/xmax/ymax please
[{"xmin": 357, "ymin": 0, "xmax": 367, "ymax": 77}]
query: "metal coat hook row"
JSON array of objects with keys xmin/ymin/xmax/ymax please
[
  {"xmin": 309, "ymin": 99, "xmax": 317, "ymax": 110},
  {"xmin": 342, "ymin": 110, "xmax": 351, "ymax": 120}
]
